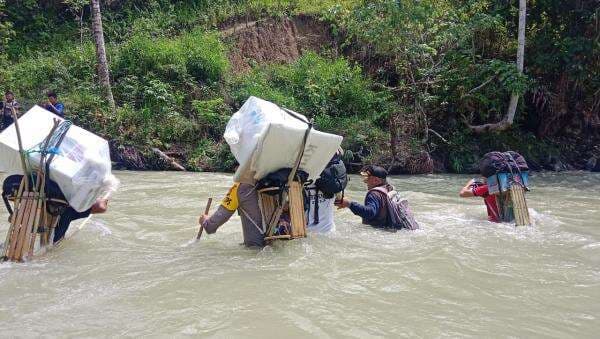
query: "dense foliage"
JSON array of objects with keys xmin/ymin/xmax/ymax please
[{"xmin": 0, "ymin": 0, "xmax": 597, "ymax": 172}]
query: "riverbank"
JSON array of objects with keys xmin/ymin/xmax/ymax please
[
  {"xmin": 108, "ymin": 139, "xmax": 600, "ymax": 174},
  {"xmin": 2, "ymin": 2, "xmax": 597, "ymax": 175}
]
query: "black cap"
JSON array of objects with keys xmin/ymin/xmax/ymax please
[{"xmin": 360, "ymin": 165, "xmax": 387, "ymax": 179}]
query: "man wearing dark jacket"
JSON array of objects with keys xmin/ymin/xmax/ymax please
[{"xmin": 335, "ymin": 165, "xmax": 394, "ymax": 228}]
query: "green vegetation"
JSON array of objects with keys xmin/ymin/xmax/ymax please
[{"xmin": 0, "ymin": 0, "xmax": 597, "ymax": 172}]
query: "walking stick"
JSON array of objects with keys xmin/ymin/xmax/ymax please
[{"xmin": 196, "ymin": 198, "xmax": 212, "ymax": 240}]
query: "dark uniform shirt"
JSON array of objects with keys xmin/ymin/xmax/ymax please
[{"xmin": 53, "ymin": 207, "xmax": 91, "ymax": 243}]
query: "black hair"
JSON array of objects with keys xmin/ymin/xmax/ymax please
[
  {"xmin": 5, "ymin": 90, "xmax": 13, "ymax": 95},
  {"xmin": 47, "ymin": 91, "xmax": 57, "ymax": 99}
]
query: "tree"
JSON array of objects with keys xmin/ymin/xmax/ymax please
[
  {"xmin": 91, "ymin": 0, "xmax": 116, "ymax": 115},
  {"xmin": 0, "ymin": 0, "xmax": 14, "ymax": 53},
  {"xmin": 469, "ymin": 0, "xmax": 527, "ymax": 133}
]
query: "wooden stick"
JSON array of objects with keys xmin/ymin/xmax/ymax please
[
  {"xmin": 196, "ymin": 198, "xmax": 213, "ymax": 240},
  {"xmin": 2, "ymin": 177, "xmax": 25, "ymax": 260},
  {"xmin": 10, "ymin": 107, "xmax": 29, "ymax": 191},
  {"xmin": 26, "ymin": 122, "xmax": 59, "ymax": 259}
]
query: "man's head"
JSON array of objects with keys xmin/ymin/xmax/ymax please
[
  {"xmin": 5, "ymin": 91, "xmax": 14, "ymax": 102},
  {"xmin": 47, "ymin": 91, "xmax": 58, "ymax": 104},
  {"xmin": 360, "ymin": 165, "xmax": 387, "ymax": 189}
]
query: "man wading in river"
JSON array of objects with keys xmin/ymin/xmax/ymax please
[
  {"xmin": 1, "ymin": 175, "xmax": 109, "ymax": 243},
  {"xmin": 459, "ymin": 178, "xmax": 500, "ymax": 222},
  {"xmin": 198, "ymin": 182, "xmax": 265, "ymax": 247},
  {"xmin": 335, "ymin": 165, "xmax": 419, "ymax": 230}
]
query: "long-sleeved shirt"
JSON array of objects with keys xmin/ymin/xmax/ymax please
[
  {"xmin": 349, "ymin": 191, "xmax": 382, "ymax": 221},
  {"xmin": 45, "ymin": 102, "xmax": 65, "ymax": 118},
  {"xmin": 202, "ymin": 183, "xmax": 265, "ymax": 247},
  {"xmin": 349, "ymin": 184, "xmax": 393, "ymax": 228}
]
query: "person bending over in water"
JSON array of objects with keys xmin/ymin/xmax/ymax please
[
  {"xmin": 459, "ymin": 178, "xmax": 500, "ymax": 222},
  {"xmin": 53, "ymin": 199, "xmax": 108, "ymax": 243},
  {"xmin": 1, "ymin": 174, "xmax": 109, "ymax": 243},
  {"xmin": 198, "ymin": 182, "xmax": 265, "ymax": 247}
]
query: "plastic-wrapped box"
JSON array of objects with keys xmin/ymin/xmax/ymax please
[
  {"xmin": 224, "ymin": 96, "xmax": 343, "ymax": 183},
  {"xmin": 0, "ymin": 106, "xmax": 119, "ymax": 212}
]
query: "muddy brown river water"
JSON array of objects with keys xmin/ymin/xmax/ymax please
[{"xmin": 0, "ymin": 171, "xmax": 599, "ymax": 337}]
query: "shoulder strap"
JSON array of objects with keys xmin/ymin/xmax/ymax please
[
  {"xmin": 369, "ymin": 186, "xmax": 389, "ymax": 196},
  {"xmin": 367, "ymin": 186, "xmax": 391, "ymax": 226},
  {"xmin": 313, "ymin": 188, "xmax": 319, "ymax": 224}
]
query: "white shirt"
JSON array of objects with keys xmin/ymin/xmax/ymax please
[{"xmin": 305, "ymin": 186, "xmax": 335, "ymax": 233}]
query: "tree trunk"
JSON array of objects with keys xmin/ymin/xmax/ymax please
[
  {"xmin": 91, "ymin": 0, "xmax": 116, "ymax": 115},
  {"xmin": 469, "ymin": 0, "xmax": 526, "ymax": 134},
  {"xmin": 389, "ymin": 113, "xmax": 398, "ymax": 163}
]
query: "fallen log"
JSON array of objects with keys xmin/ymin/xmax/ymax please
[{"xmin": 151, "ymin": 148, "xmax": 186, "ymax": 171}]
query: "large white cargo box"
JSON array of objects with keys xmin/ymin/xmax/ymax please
[
  {"xmin": 224, "ymin": 96, "xmax": 343, "ymax": 183},
  {"xmin": 0, "ymin": 106, "xmax": 118, "ymax": 212}
]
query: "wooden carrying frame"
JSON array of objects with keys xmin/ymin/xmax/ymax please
[
  {"xmin": 2, "ymin": 180, "xmax": 66, "ymax": 261},
  {"xmin": 260, "ymin": 116, "xmax": 312, "ymax": 243},
  {"xmin": 260, "ymin": 181, "xmax": 307, "ymax": 243},
  {"xmin": 2, "ymin": 110, "xmax": 68, "ymax": 261},
  {"xmin": 495, "ymin": 182, "xmax": 531, "ymax": 226}
]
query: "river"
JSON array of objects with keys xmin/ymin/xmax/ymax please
[{"xmin": 0, "ymin": 171, "xmax": 599, "ymax": 337}]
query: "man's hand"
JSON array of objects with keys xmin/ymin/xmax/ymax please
[
  {"xmin": 459, "ymin": 180, "xmax": 476, "ymax": 198},
  {"xmin": 90, "ymin": 199, "xmax": 109, "ymax": 214},
  {"xmin": 198, "ymin": 214, "xmax": 209, "ymax": 225},
  {"xmin": 335, "ymin": 198, "xmax": 351, "ymax": 209}
]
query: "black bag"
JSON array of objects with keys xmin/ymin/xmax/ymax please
[
  {"xmin": 372, "ymin": 187, "xmax": 419, "ymax": 230},
  {"xmin": 256, "ymin": 168, "xmax": 309, "ymax": 195},
  {"xmin": 2, "ymin": 174, "xmax": 68, "ymax": 216},
  {"xmin": 479, "ymin": 151, "xmax": 529, "ymax": 177},
  {"xmin": 315, "ymin": 153, "xmax": 348, "ymax": 199}
]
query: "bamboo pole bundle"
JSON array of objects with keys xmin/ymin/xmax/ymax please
[
  {"xmin": 258, "ymin": 191, "xmax": 277, "ymax": 231},
  {"xmin": 2, "ymin": 178, "xmax": 25, "ymax": 259},
  {"xmin": 510, "ymin": 184, "xmax": 530, "ymax": 226},
  {"xmin": 496, "ymin": 191, "xmax": 514, "ymax": 223},
  {"xmin": 288, "ymin": 181, "xmax": 306, "ymax": 239}
]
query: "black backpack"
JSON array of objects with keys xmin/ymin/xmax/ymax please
[
  {"xmin": 315, "ymin": 153, "xmax": 348, "ymax": 199},
  {"xmin": 256, "ymin": 168, "xmax": 309, "ymax": 193},
  {"xmin": 479, "ymin": 151, "xmax": 529, "ymax": 177},
  {"xmin": 2, "ymin": 174, "xmax": 68, "ymax": 217},
  {"xmin": 309, "ymin": 153, "xmax": 348, "ymax": 224}
]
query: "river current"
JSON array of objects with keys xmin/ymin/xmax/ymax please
[{"xmin": 0, "ymin": 171, "xmax": 599, "ymax": 337}]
